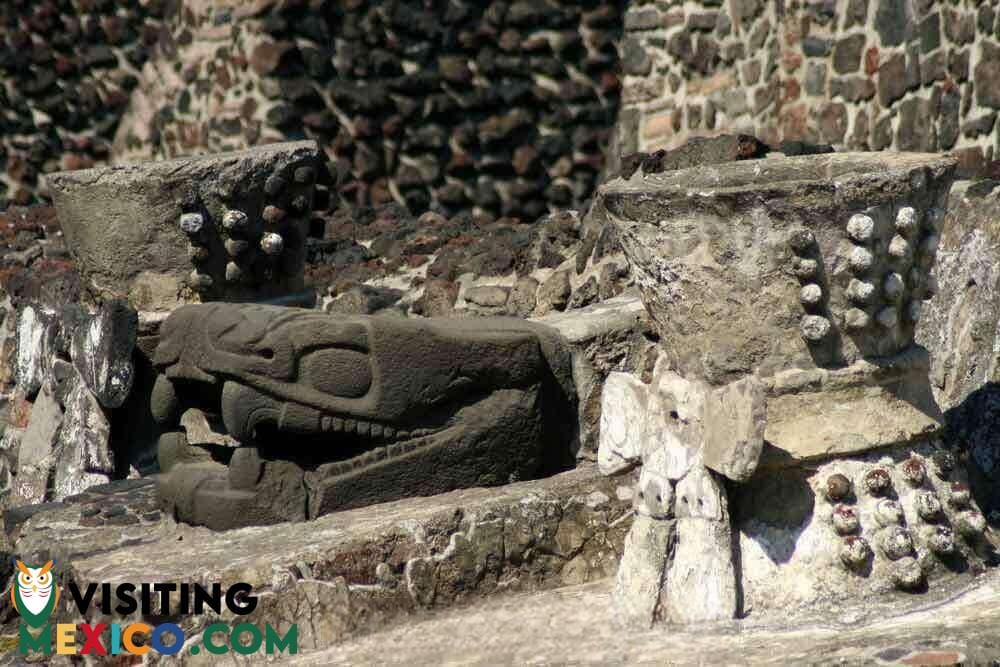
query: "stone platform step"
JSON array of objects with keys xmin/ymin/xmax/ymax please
[
  {"xmin": 290, "ymin": 572, "xmax": 1000, "ymax": 666},
  {"xmin": 7, "ymin": 465, "xmax": 632, "ymax": 655}
]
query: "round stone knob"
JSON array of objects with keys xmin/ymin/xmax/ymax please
[
  {"xmin": 891, "ymin": 556, "xmax": 924, "ymax": 590},
  {"xmin": 914, "ymin": 491, "xmax": 942, "ymax": 521},
  {"xmin": 261, "ymin": 232, "xmax": 285, "ymax": 255},
  {"xmin": 874, "ymin": 498, "xmax": 903, "ymax": 527},
  {"xmin": 188, "ymin": 244, "xmax": 210, "ymax": 263},
  {"xmin": 832, "ymin": 504, "xmax": 859, "ymax": 535},
  {"xmin": 847, "ymin": 279, "xmax": 875, "ymax": 304},
  {"xmin": 880, "ymin": 526, "xmax": 914, "ymax": 560},
  {"xmin": 900, "ymin": 457, "xmax": 925, "ymax": 486},
  {"xmin": 825, "ymin": 473, "xmax": 852, "ymax": 501},
  {"xmin": 179, "ymin": 212, "xmax": 204, "ymax": 235},
  {"xmin": 800, "ymin": 315, "xmax": 831, "ymax": 342},
  {"xmin": 264, "ymin": 174, "xmax": 287, "ymax": 196},
  {"xmin": 895, "ymin": 206, "xmax": 917, "ymax": 235},
  {"xmin": 840, "ymin": 535, "xmax": 871, "ymax": 569},
  {"xmin": 955, "ymin": 510, "xmax": 986, "ymax": 538},
  {"xmin": 225, "ymin": 261, "xmax": 243, "ymax": 283},
  {"xmin": 294, "ymin": 165, "xmax": 316, "ymax": 183},
  {"xmin": 846, "ymin": 214, "xmax": 874, "ymax": 243},
  {"xmin": 922, "ymin": 525, "xmax": 955, "ymax": 556},
  {"xmin": 800, "ymin": 284, "xmax": 822, "ymax": 306},
  {"xmin": 849, "ymin": 246, "xmax": 873, "ymax": 273},
  {"xmin": 792, "ymin": 257, "xmax": 818, "ymax": 279},
  {"xmin": 225, "ymin": 238, "xmax": 249, "ymax": 256},
  {"xmin": 843, "ymin": 308, "xmax": 870, "ymax": 331},
  {"xmin": 188, "ymin": 270, "xmax": 213, "ymax": 291},
  {"xmin": 888, "ymin": 234, "xmax": 911, "ymax": 260},
  {"xmin": 949, "ymin": 482, "xmax": 970, "ymax": 507},
  {"xmin": 864, "ymin": 467, "xmax": 892, "ymax": 496},
  {"xmin": 222, "ymin": 209, "xmax": 249, "ymax": 232},
  {"xmin": 263, "ymin": 205, "xmax": 286, "ymax": 224}
]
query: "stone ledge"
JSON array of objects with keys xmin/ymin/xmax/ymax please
[{"xmin": 8, "ymin": 464, "xmax": 632, "ymax": 654}]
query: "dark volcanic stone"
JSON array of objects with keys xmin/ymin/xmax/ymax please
[
  {"xmin": 919, "ymin": 12, "xmax": 940, "ymax": 53},
  {"xmin": 939, "ymin": 87, "xmax": 961, "ymax": 150},
  {"xmin": 832, "ymin": 34, "xmax": 866, "ymax": 74},
  {"xmin": 830, "ymin": 76, "xmax": 875, "ymax": 102},
  {"xmin": 897, "ymin": 97, "xmax": 936, "ymax": 152},
  {"xmin": 803, "ymin": 36, "xmax": 832, "ymax": 57},
  {"xmin": 622, "ymin": 37, "xmax": 652, "ymax": 76},
  {"xmin": 974, "ymin": 43, "xmax": 1000, "ymax": 108},
  {"xmin": 872, "ymin": 114, "xmax": 893, "ymax": 151},
  {"xmin": 949, "ymin": 48, "xmax": 970, "ymax": 83},
  {"xmin": 963, "ymin": 113, "xmax": 997, "ymax": 138},
  {"xmin": 876, "ymin": 0, "xmax": 910, "ymax": 46},
  {"xmin": 878, "ymin": 53, "xmax": 907, "ymax": 106}
]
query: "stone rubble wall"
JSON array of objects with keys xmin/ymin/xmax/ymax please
[
  {"xmin": 0, "ymin": 0, "xmax": 171, "ymax": 206},
  {"xmin": 3, "ymin": 0, "xmax": 625, "ymax": 219},
  {"xmin": 619, "ymin": 0, "xmax": 1000, "ymax": 177}
]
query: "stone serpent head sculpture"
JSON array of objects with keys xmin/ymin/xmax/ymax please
[{"xmin": 150, "ymin": 303, "xmax": 577, "ymax": 529}]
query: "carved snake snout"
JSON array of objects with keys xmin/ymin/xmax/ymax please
[{"xmin": 220, "ymin": 381, "xmax": 322, "ymax": 442}]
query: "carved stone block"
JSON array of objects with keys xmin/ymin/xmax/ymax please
[
  {"xmin": 599, "ymin": 152, "xmax": 956, "ymax": 385},
  {"xmin": 47, "ymin": 141, "xmax": 320, "ymax": 310},
  {"xmin": 150, "ymin": 303, "xmax": 578, "ymax": 529}
]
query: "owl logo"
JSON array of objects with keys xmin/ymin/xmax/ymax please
[{"xmin": 11, "ymin": 560, "xmax": 58, "ymax": 628}]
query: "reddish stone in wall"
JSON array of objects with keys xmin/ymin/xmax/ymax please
[{"xmin": 864, "ymin": 46, "xmax": 879, "ymax": 76}]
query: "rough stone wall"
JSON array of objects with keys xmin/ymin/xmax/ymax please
[
  {"xmin": 619, "ymin": 0, "xmax": 1000, "ymax": 176},
  {"xmin": 112, "ymin": 0, "xmax": 625, "ymax": 220},
  {"xmin": 0, "ymin": 0, "xmax": 172, "ymax": 207}
]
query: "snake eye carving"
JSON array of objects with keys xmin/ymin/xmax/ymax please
[{"xmin": 298, "ymin": 348, "xmax": 372, "ymax": 398}]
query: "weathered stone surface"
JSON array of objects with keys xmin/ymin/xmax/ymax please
[
  {"xmin": 622, "ymin": 135, "xmax": 768, "ymax": 178},
  {"xmin": 152, "ymin": 303, "xmax": 578, "ymax": 528},
  {"xmin": 11, "ymin": 466, "xmax": 630, "ymax": 651},
  {"xmin": 598, "ymin": 372, "xmax": 647, "ymax": 475},
  {"xmin": 464, "ymin": 285, "xmax": 510, "ymax": 309},
  {"xmin": 761, "ymin": 352, "xmax": 943, "ymax": 465},
  {"xmin": 536, "ymin": 293, "xmax": 650, "ymax": 459},
  {"xmin": 11, "ymin": 385, "xmax": 61, "ymax": 507},
  {"xmin": 600, "ymin": 152, "xmax": 956, "ymax": 385},
  {"xmin": 736, "ymin": 441, "xmax": 992, "ymax": 613},
  {"xmin": 53, "ymin": 375, "xmax": 113, "ymax": 499},
  {"xmin": 702, "ymin": 376, "xmax": 765, "ymax": 482},
  {"xmin": 919, "ymin": 183, "xmax": 1000, "ymax": 410},
  {"xmin": 662, "ymin": 517, "xmax": 737, "ymax": 623},
  {"xmin": 70, "ymin": 299, "xmax": 137, "ymax": 409},
  {"xmin": 326, "ymin": 285, "xmax": 404, "ymax": 315},
  {"xmin": 15, "ymin": 306, "xmax": 47, "ymax": 399},
  {"xmin": 281, "ymin": 571, "xmax": 1000, "ymax": 665},
  {"xmin": 536, "ymin": 270, "xmax": 571, "ymax": 315},
  {"xmin": 507, "ymin": 276, "xmax": 539, "ymax": 317},
  {"xmin": 47, "ymin": 141, "xmax": 320, "ymax": 309},
  {"xmin": 613, "ymin": 514, "xmax": 673, "ymax": 627}
]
